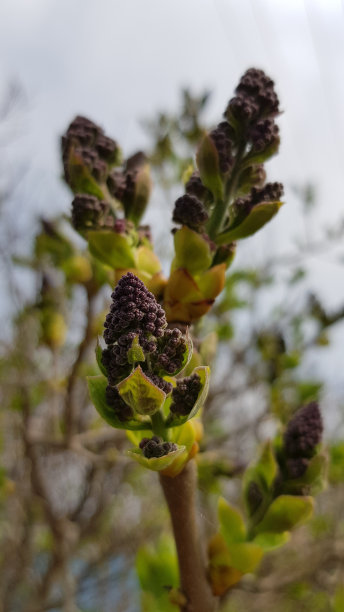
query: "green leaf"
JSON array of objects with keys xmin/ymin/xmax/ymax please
[
  {"xmin": 95, "ymin": 340, "xmax": 108, "ymax": 377},
  {"xmin": 334, "ymin": 586, "xmax": 344, "ymax": 612},
  {"xmin": 218, "ymin": 497, "xmax": 246, "ymax": 544},
  {"xmin": 243, "ymin": 441, "xmax": 278, "ymax": 516},
  {"xmin": 87, "ymin": 375, "xmax": 151, "ymax": 430},
  {"xmin": 171, "ymin": 226, "xmax": 212, "ymax": 275},
  {"xmin": 253, "ymin": 531, "xmax": 290, "ymax": 551},
  {"xmin": 166, "ymin": 365, "xmax": 210, "ymax": 427},
  {"xmin": 117, "ymin": 366, "xmax": 166, "ymax": 416},
  {"xmin": 196, "ymin": 132, "xmax": 223, "ymax": 199},
  {"xmin": 216, "ymin": 201, "xmax": 283, "ymax": 244},
  {"xmin": 227, "ymin": 542, "xmax": 263, "ymax": 573},
  {"xmin": 255, "ymin": 495, "xmax": 314, "ymax": 534},
  {"xmin": 257, "ymin": 441, "xmax": 278, "ymax": 490},
  {"xmin": 136, "ymin": 534, "xmax": 178, "ymax": 601},
  {"xmin": 88, "ymin": 230, "xmax": 137, "ymax": 269},
  {"xmin": 127, "ymin": 335, "xmax": 146, "ymax": 365},
  {"xmin": 283, "ymin": 452, "xmax": 328, "ymax": 495},
  {"xmin": 127, "ymin": 445, "xmax": 186, "ymax": 472}
]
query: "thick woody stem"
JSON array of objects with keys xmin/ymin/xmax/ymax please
[{"xmin": 159, "ymin": 460, "xmax": 218, "ymax": 612}]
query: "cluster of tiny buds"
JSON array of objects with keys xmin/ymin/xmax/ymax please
[
  {"xmin": 233, "ymin": 182, "xmax": 284, "ymax": 216},
  {"xmin": 172, "ymin": 194, "xmax": 208, "ymax": 232},
  {"xmin": 284, "ymin": 402, "xmax": 323, "ymax": 479},
  {"xmin": 139, "ymin": 436, "xmax": 177, "ymax": 459},
  {"xmin": 209, "ymin": 122, "xmax": 233, "ymax": 175},
  {"xmin": 105, "ymin": 385, "xmax": 133, "ymax": 422},
  {"xmin": 185, "ymin": 171, "xmax": 211, "ymax": 203},
  {"xmin": 154, "ymin": 328, "xmax": 187, "ymax": 375},
  {"xmin": 62, "ymin": 116, "xmax": 119, "ymax": 186},
  {"xmin": 71, "ymin": 194, "xmax": 112, "ymax": 231},
  {"xmin": 102, "ymin": 274, "xmax": 187, "ymax": 396},
  {"xmin": 103, "ymin": 273, "xmax": 167, "ymax": 345},
  {"xmin": 226, "ymin": 68, "xmax": 279, "ymax": 124},
  {"xmin": 170, "ymin": 373, "xmax": 201, "ymax": 416}
]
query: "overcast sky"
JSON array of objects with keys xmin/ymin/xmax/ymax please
[{"xmin": 0, "ymin": 0, "xmax": 344, "ymax": 394}]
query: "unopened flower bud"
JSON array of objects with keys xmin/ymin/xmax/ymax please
[
  {"xmin": 170, "ymin": 373, "xmax": 201, "ymax": 416},
  {"xmin": 209, "ymin": 122, "xmax": 233, "ymax": 175},
  {"xmin": 185, "ymin": 171, "xmax": 211, "ymax": 203},
  {"xmin": 139, "ymin": 436, "xmax": 177, "ymax": 458},
  {"xmin": 71, "ymin": 194, "xmax": 111, "ymax": 231},
  {"xmin": 172, "ymin": 194, "xmax": 209, "ymax": 231},
  {"xmin": 104, "ymin": 273, "xmax": 167, "ymax": 345},
  {"xmin": 284, "ymin": 402, "xmax": 323, "ymax": 459},
  {"xmin": 105, "ymin": 385, "xmax": 134, "ymax": 421}
]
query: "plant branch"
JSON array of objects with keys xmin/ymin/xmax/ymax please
[{"xmin": 160, "ymin": 460, "xmax": 218, "ymax": 612}]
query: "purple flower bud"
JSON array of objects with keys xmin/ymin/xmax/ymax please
[
  {"xmin": 105, "ymin": 385, "xmax": 134, "ymax": 421},
  {"xmin": 71, "ymin": 194, "xmax": 112, "ymax": 231},
  {"xmin": 154, "ymin": 328, "xmax": 187, "ymax": 376},
  {"xmin": 284, "ymin": 402, "xmax": 323, "ymax": 459},
  {"xmin": 103, "ymin": 273, "xmax": 167, "ymax": 345},
  {"xmin": 170, "ymin": 373, "xmax": 201, "ymax": 417},
  {"xmin": 172, "ymin": 194, "xmax": 209, "ymax": 231},
  {"xmin": 185, "ymin": 171, "xmax": 211, "ymax": 203},
  {"xmin": 286, "ymin": 457, "xmax": 309, "ymax": 480},
  {"xmin": 209, "ymin": 122, "xmax": 233, "ymax": 175},
  {"xmin": 139, "ymin": 436, "xmax": 177, "ymax": 458}
]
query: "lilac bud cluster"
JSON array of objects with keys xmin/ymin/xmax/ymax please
[
  {"xmin": 226, "ymin": 68, "xmax": 279, "ymax": 124},
  {"xmin": 224, "ymin": 69, "xmax": 280, "ymax": 154},
  {"xmin": 102, "ymin": 274, "xmax": 188, "ymax": 415},
  {"xmin": 209, "ymin": 122, "xmax": 233, "ymax": 175},
  {"xmin": 170, "ymin": 373, "xmax": 201, "ymax": 417},
  {"xmin": 232, "ymin": 181, "xmax": 284, "ymax": 220},
  {"xmin": 103, "ymin": 273, "xmax": 167, "ymax": 345},
  {"xmin": 284, "ymin": 402, "xmax": 323, "ymax": 459},
  {"xmin": 185, "ymin": 171, "xmax": 211, "ymax": 203},
  {"xmin": 105, "ymin": 385, "xmax": 134, "ymax": 422},
  {"xmin": 139, "ymin": 436, "xmax": 177, "ymax": 459},
  {"xmin": 283, "ymin": 402, "xmax": 323, "ymax": 479},
  {"xmin": 71, "ymin": 194, "xmax": 112, "ymax": 231},
  {"xmin": 172, "ymin": 194, "xmax": 209, "ymax": 231},
  {"xmin": 146, "ymin": 374, "xmax": 173, "ymax": 395},
  {"xmin": 153, "ymin": 328, "xmax": 187, "ymax": 375},
  {"xmin": 62, "ymin": 116, "xmax": 119, "ymax": 187}
]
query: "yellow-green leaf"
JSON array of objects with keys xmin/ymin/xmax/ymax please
[
  {"xmin": 255, "ymin": 495, "xmax": 314, "ymax": 534},
  {"xmin": 88, "ymin": 230, "xmax": 137, "ymax": 269},
  {"xmin": 87, "ymin": 375, "xmax": 150, "ymax": 430},
  {"xmin": 216, "ymin": 201, "xmax": 283, "ymax": 244},
  {"xmin": 218, "ymin": 497, "xmax": 246, "ymax": 544},
  {"xmin": 172, "ymin": 226, "xmax": 213, "ymax": 275},
  {"xmin": 117, "ymin": 366, "xmax": 166, "ymax": 415}
]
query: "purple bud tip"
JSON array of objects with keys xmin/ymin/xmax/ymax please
[
  {"xmin": 284, "ymin": 402, "xmax": 323, "ymax": 459},
  {"xmin": 103, "ymin": 273, "xmax": 167, "ymax": 346},
  {"xmin": 170, "ymin": 373, "xmax": 202, "ymax": 417},
  {"xmin": 140, "ymin": 436, "xmax": 177, "ymax": 458},
  {"xmin": 172, "ymin": 194, "xmax": 209, "ymax": 231}
]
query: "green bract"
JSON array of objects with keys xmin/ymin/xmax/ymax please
[
  {"xmin": 117, "ymin": 366, "xmax": 167, "ymax": 416},
  {"xmin": 88, "ymin": 230, "xmax": 137, "ymax": 269},
  {"xmin": 87, "ymin": 375, "xmax": 151, "ymax": 430},
  {"xmin": 216, "ymin": 201, "xmax": 283, "ymax": 244}
]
